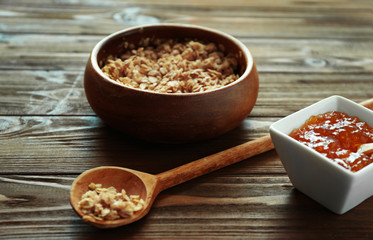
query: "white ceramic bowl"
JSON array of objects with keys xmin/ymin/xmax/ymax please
[{"xmin": 269, "ymin": 95, "xmax": 373, "ymax": 214}]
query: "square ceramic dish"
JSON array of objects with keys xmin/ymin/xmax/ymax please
[{"xmin": 269, "ymin": 95, "xmax": 373, "ymax": 214}]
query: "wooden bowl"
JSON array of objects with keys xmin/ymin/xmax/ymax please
[{"xmin": 84, "ymin": 23, "xmax": 259, "ymax": 143}]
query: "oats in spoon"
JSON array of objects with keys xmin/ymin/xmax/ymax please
[{"xmin": 78, "ymin": 183, "xmax": 145, "ymax": 221}]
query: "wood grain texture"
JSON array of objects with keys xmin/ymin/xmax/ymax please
[
  {"xmin": 0, "ymin": 0, "xmax": 371, "ymax": 38},
  {"xmin": 0, "ymin": 0, "xmax": 372, "ymax": 239},
  {"xmin": 0, "ymin": 116, "xmax": 275, "ymax": 174},
  {"xmin": 1, "ymin": 71, "xmax": 372, "ymax": 116}
]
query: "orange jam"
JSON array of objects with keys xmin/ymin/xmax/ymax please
[{"xmin": 289, "ymin": 111, "xmax": 373, "ymax": 172}]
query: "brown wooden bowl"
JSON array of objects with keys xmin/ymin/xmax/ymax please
[{"xmin": 84, "ymin": 23, "xmax": 259, "ymax": 143}]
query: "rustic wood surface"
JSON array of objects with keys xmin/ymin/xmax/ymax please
[{"xmin": 0, "ymin": 0, "xmax": 372, "ymax": 239}]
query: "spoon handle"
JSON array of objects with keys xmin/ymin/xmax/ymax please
[
  {"xmin": 156, "ymin": 134, "xmax": 274, "ymax": 191},
  {"xmin": 360, "ymin": 98, "xmax": 373, "ymax": 110},
  {"xmin": 156, "ymin": 98, "xmax": 373, "ymax": 192}
]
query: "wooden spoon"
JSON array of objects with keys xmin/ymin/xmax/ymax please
[
  {"xmin": 70, "ymin": 98, "xmax": 373, "ymax": 228},
  {"xmin": 70, "ymin": 135, "xmax": 273, "ymax": 228}
]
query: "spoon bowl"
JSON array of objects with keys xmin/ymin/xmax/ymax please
[{"xmin": 70, "ymin": 166, "xmax": 159, "ymax": 228}]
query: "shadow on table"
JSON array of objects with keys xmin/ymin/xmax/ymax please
[{"xmin": 87, "ymin": 119, "xmax": 264, "ymax": 174}]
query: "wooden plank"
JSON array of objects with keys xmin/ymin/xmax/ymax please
[
  {"xmin": 255, "ymin": 72, "xmax": 373, "ymax": 117},
  {"xmin": 2, "ymin": 0, "xmax": 370, "ymax": 9},
  {"xmin": 0, "ymin": 115, "xmax": 276, "ymax": 174},
  {"xmin": 0, "ymin": 1, "xmax": 371, "ymax": 38},
  {"xmin": 246, "ymin": 38, "xmax": 373, "ymax": 73},
  {"xmin": 0, "ymin": 16, "xmax": 371, "ymax": 39},
  {"xmin": 0, "ymin": 70, "xmax": 89, "ymax": 115},
  {"xmin": 1, "ymin": 35, "xmax": 372, "ymax": 72},
  {"xmin": 1, "ymin": 171, "xmax": 373, "ymax": 239},
  {"xmin": 0, "ymin": 69, "xmax": 372, "ymax": 116},
  {"xmin": 0, "ymin": 33, "xmax": 101, "ymax": 54}
]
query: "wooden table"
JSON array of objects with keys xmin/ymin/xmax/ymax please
[{"xmin": 1, "ymin": 0, "xmax": 372, "ymax": 239}]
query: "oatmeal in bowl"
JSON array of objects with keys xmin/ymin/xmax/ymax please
[
  {"xmin": 101, "ymin": 38, "xmax": 240, "ymax": 93},
  {"xmin": 84, "ymin": 23, "xmax": 259, "ymax": 143}
]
